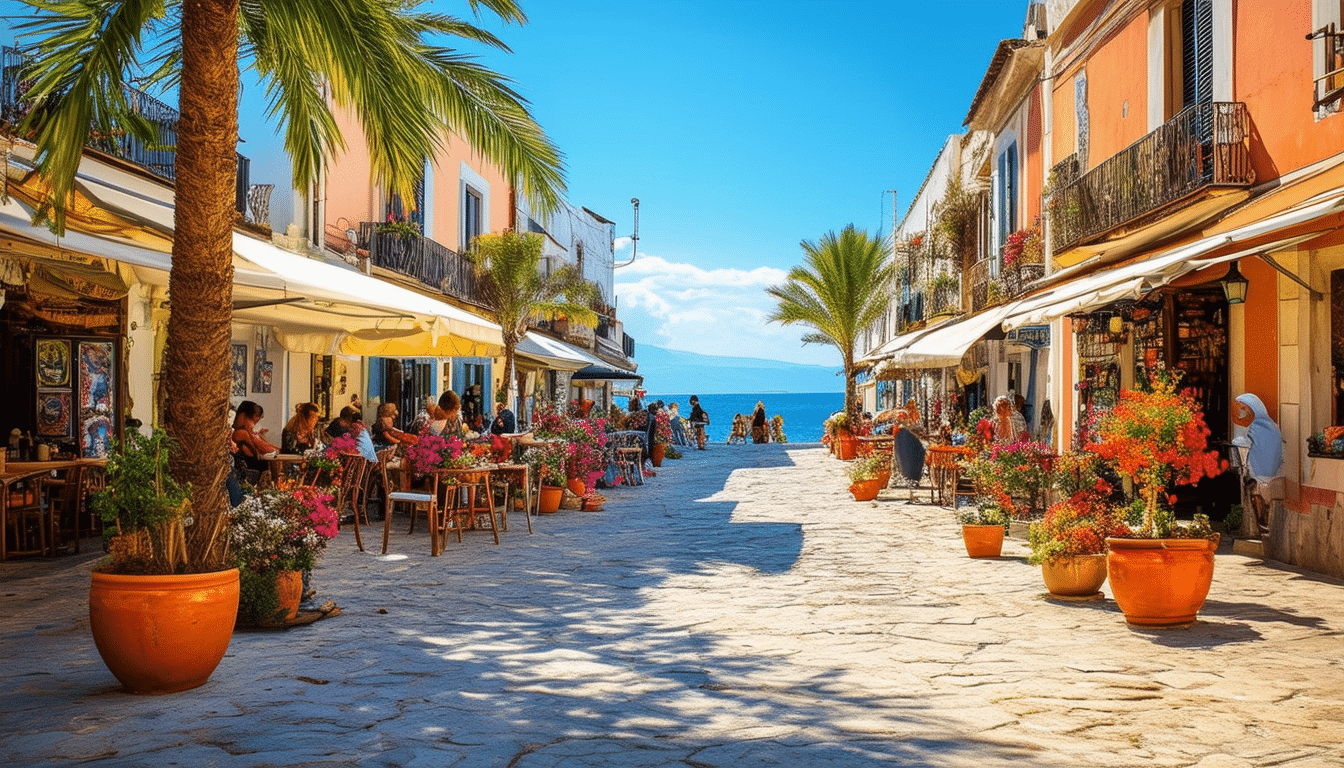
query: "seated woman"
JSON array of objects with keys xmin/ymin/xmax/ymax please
[
  {"xmin": 727, "ymin": 413, "xmax": 748, "ymax": 444},
  {"xmin": 281, "ymin": 402, "xmax": 321, "ymax": 454},
  {"xmin": 434, "ymin": 391, "xmax": 465, "ymax": 439},
  {"xmin": 371, "ymin": 402, "xmax": 418, "ymax": 449},
  {"xmin": 750, "ymin": 401, "xmax": 769, "ymax": 444},
  {"xmin": 232, "ymin": 400, "xmax": 280, "ymax": 475}
]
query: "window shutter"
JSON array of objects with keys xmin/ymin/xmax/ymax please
[{"xmin": 1181, "ymin": 0, "xmax": 1214, "ymax": 111}]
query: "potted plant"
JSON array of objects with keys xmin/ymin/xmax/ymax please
[
  {"xmin": 957, "ymin": 503, "xmax": 1010, "ymax": 558},
  {"xmin": 1028, "ymin": 453, "xmax": 1125, "ymax": 597},
  {"xmin": 846, "ymin": 453, "xmax": 891, "ymax": 501},
  {"xmin": 1090, "ymin": 373, "xmax": 1226, "ymax": 627},
  {"xmin": 650, "ymin": 411, "xmax": 672, "ymax": 467},
  {"xmin": 829, "ymin": 412, "xmax": 856, "ymax": 460},
  {"xmin": 88, "ymin": 429, "xmax": 238, "ymax": 694},
  {"xmin": 961, "ymin": 438, "xmax": 1054, "ymax": 519},
  {"xmin": 229, "ymin": 486, "xmax": 339, "ymax": 624},
  {"xmin": 523, "ymin": 442, "xmax": 569, "ymax": 513}
]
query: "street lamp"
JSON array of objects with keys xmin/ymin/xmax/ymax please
[{"xmin": 1222, "ymin": 260, "xmax": 1249, "ymax": 305}]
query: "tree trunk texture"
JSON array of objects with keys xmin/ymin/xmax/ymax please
[{"xmin": 165, "ymin": 0, "xmax": 240, "ymax": 569}]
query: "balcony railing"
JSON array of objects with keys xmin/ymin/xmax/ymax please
[
  {"xmin": 1048, "ymin": 101, "xmax": 1254, "ymax": 256},
  {"xmin": 1, "ymin": 46, "xmax": 249, "ymax": 214},
  {"xmin": 358, "ymin": 222, "xmax": 485, "ymax": 306}
]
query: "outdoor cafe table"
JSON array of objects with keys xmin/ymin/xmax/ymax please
[
  {"xmin": 430, "ymin": 466, "xmax": 502, "ymax": 547},
  {"xmin": 265, "ymin": 453, "xmax": 308, "ymax": 484},
  {"xmin": 1, "ymin": 457, "xmax": 107, "ymax": 483}
]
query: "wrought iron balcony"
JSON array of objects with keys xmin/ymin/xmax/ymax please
[
  {"xmin": 358, "ymin": 222, "xmax": 485, "ymax": 306},
  {"xmin": 1, "ymin": 46, "xmax": 250, "ymax": 214},
  {"xmin": 1048, "ymin": 101, "xmax": 1254, "ymax": 257}
]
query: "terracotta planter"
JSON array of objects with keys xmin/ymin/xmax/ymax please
[
  {"xmin": 651, "ymin": 443, "xmax": 666, "ymax": 467},
  {"xmin": 961, "ymin": 524, "xmax": 1005, "ymax": 558},
  {"xmin": 848, "ymin": 478, "xmax": 884, "ymax": 501},
  {"xmin": 1041, "ymin": 554, "xmax": 1108, "ymax": 597},
  {"xmin": 567, "ymin": 478, "xmax": 587, "ymax": 498},
  {"xmin": 538, "ymin": 485, "xmax": 563, "ymax": 514},
  {"xmin": 836, "ymin": 433, "xmax": 857, "ymax": 461},
  {"xmin": 89, "ymin": 568, "xmax": 240, "ymax": 694},
  {"xmin": 275, "ymin": 570, "xmax": 304, "ymax": 621},
  {"xmin": 1106, "ymin": 536, "xmax": 1219, "ymax": 627}
]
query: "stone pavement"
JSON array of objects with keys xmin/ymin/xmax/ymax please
[{"xmin": 3, "ymin": 444, "xmax": 1344, "ymax": 767}]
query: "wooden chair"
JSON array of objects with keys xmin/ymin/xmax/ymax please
[
  {"xmin": 489, "ymin": 464, "xmax": 534, "ymax": 534},
  {"xmin": 377, "ymin": 447, "xmax": 440, "ymax": 555},
  {"xmin": 3, "ymin": 472, "xmax": 49, "ymax": 560},
  {"xmin": 335, "ymin": 453, "xmax": 373, "ymax": 552},
  {"xmin": 45, "ymin": 464, "xmax": 87, "ymax": 554}
]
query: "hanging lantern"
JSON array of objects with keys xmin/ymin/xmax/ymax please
[{"xmin": 1222, "ymin": 260, "xmax": 1249, "ymax": 305}]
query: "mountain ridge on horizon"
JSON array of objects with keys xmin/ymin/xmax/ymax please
[{"xmin": 629, "ymin": 344, "xmax": 844, "ymax": 395}]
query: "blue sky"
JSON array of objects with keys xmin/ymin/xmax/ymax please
[{"xmin": 3, "ymin": 0, "xmax": 1029, "ymax": 370}]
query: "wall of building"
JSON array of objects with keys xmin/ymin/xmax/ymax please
[{"xmin": 1236, "ymin": 0, "xmax": 1344, "ymax": 186}]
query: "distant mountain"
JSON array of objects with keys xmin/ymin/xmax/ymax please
[{"xmin": 628, "ymin": 344, "xmax": 843, "ymax": 395}]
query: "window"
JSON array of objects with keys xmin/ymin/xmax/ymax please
[
  {"xmin": 1332, "ymin": 269, "xmax": 1344, "ymax": 423},
  {"xmin": 463, "ymin": 186, "xmax": 482, "ymax": 250},
  {"xmin": 1314, "ymin": 0, "xmax": 1344, "ymax": 114},
  {"xmin": 1164, "ymin": 0, "xmax": 1213, "ymax": 119},
  {"xmin": 995, "ymin": 141, "xmax": 1018, "ymax": 266}
]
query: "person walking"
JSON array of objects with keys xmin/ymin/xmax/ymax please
[
  {"xmin": 688, "ymin": 395, "xmax": 709, "ymax": 450},
  {"xmin": 750, "ymin": 401, "xmax": 769, "ymax": 444}
]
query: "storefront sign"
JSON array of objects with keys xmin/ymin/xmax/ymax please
[{"xmin": 1007, "ymin": 325, "xmax": 1051, "ymax": 349}]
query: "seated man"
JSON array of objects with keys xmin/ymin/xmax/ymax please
[
  {"xmin": 371, "ymin": 402, "xmax": 418, "ymax": 449},
  {"xmin": 491, "ymin": 401, "xmax": 517, "ymax": 435}
]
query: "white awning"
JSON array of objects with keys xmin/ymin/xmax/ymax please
[
  {"xmin": 230, "ymin": 232, "xmax": 503, "ymax": 357},
  {"xmin": 858, "ymin": 316, "xmax": 958, "ymax": 365},
  {"xmin": 515, "ymin": 332, "xmax": 607, "ymax": 371},
  {"xmin": 890, "ymin": 304, "xmax": 1017, "ymax": 369},
  {"xmin": 1001, "ymin": 188, "xmax": 1344, "ymax": 331}
]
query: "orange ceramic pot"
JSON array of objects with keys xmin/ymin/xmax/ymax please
[
  {"xmin": 651, "ymin": 443, "xmax": 666, "ymax": 467},
  {"xmin": 1041, "ymin": 554, "xmax": 1108, "ymax": 596},
  {"xmin": 538, "ymin": 485, "xmax": 563, "ymax": 513},
  {"xmin": 849, "ymin": 478, "xmax": 884, "ymax": 501},
  {"xmin": 1106, "ymin": 536, "xmax": 1219, "ymax": 627},
  {"xmin": 89, "ymin": 568, "xmax": 240, "ymax": 694},
  {"xmin": 962, "ymin": 524, "xmax": 1005, "ymax": 558},
  {"xmin": 567, "ymin": 478, "xmax": 587, "ymax": 498},
  {"xmin": 275, "ymin": 570, "xmax": 304, "ymax": 621},
  {"xmin": 836, "ymin": 434, "xmax": 857, "ymax": 461}
]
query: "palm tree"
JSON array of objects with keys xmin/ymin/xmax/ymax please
[
  {"xmin": 15, "ymin": 0, "xmax": 565, "ymax": 568},
  {"xmin": 766, "ymin": 225, "xmax": 893, "ymax": 421},
  {"xmin": 469, "ymin": 230, "xmax": 599, "ymax": 413}
]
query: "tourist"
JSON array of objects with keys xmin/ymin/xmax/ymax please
[
  {"xmin": 751, "ymin": 401, "xmax": 769, "ymax": 444},
  {"xmin": 491, "ymin": 401, "xmax": 517, "ymax": 435},
  {"xmin": 668, "ymin": 402, "xmax": 689, "ymax": 445},
  {"xmin": 435, "ymin": 391, "xmax": 465, "ymax": 439},
  {"xmin": 232, "ymin": 400, "xmax": 279, "ymax": 474},
  {"xmin": 993, "ymin": 395, "xmax": 1027, "ymax": 445},
  {"xmin": 688, "ymin": 395, "xmax": 709, "ymax": 450},
  {"xmin": 281, "ymin": 402, "xmax": 320, "ymax": 454},
  {"xmin": 371, "ymin": 402, "xmax": 418, "ymax": 449},
  {"xmin": 1232, "ymin": 393, "xmax": 1284, "ymax": 536}
]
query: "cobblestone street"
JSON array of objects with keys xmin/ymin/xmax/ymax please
[{"xmin": 3, "ymin": 444, "xmax": 1343, "ymax": 767}]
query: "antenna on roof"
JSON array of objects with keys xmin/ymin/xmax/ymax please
[{"xmin": 614, "ymin": 198, "xmax": 640, "ymax": 268}]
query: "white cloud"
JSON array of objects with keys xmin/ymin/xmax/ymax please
[{"xmin": 614, "ymin": 252, "xmax": 837, "ymax": 367}]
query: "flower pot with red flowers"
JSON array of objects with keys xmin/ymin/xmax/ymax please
[
  {"xmin": 1090, "ymin": 373, "xmax": 1226, "ymax": 627},
  {"xmin": 1028, "ymin": 453, "xmax": 1125, "ymax": 597}
]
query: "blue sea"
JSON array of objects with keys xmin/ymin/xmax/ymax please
[{"xmin": 643, "ymin": 392, "xmax": 842, "ymax": 444}]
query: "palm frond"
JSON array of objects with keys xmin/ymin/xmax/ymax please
[{"xmin": 13, "ymin": 0, "xmax": 165, "ymax": 231}]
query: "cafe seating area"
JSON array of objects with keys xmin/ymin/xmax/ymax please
[{"xmin": 1, "ymin": 458, "xmax": 107, "ymax": 561}]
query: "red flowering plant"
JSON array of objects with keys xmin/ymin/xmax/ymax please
[
  {"xmin": 405, "ymin": 434, "xmax": 478, "ymax": 475},
  {"xmin": 1088, "ymin": 372, "xmax": 1225, "ymax": 538},
  {"xmin": 962, "ymin": 439, "xmax": 1055, "ymax": 519},
  {"xmin": 229, "ymin": 485, "xmax": 340, "ymax": 622},
  {"xmin": 652, "ymin": 411, "xmax": 673, "ymax": 445},
  {"xmin": 1027, "ymin": 452, "xmax": 1127, "ymax": 565}
]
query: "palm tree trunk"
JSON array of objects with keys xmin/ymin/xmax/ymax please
[
  {"xmin": 165, "ymin": 0, "xmax": 240, "ymax": 569},
  {"xmin": 502, "ymin": 339, "xmax": 518, "ymax": 417},
  {"xmin": 843, "ymin": 350, "xmax": 857, "ymax": 421}
]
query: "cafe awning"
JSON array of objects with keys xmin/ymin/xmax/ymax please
[
  {"xmin": 857, "ymin": 316, "xmax": 958, "ymax": 365},
  {"xmin": 569, "ymin": 363, "xmax": 642, "ymax": 383},
  {"xmin": 230, "ymin": 232, "xmax": 503, "ymax": 357},
  {"xmin": 889, "ymin": 304, "xmax": 1016, "ymax": 369},
  {"xmin": 1000, "ymin": 188, "xmax": 1344, "ymax": 331},
  {"xmin": 514, "ymin": 332, "xmax": 607, "ymax": 371}
]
